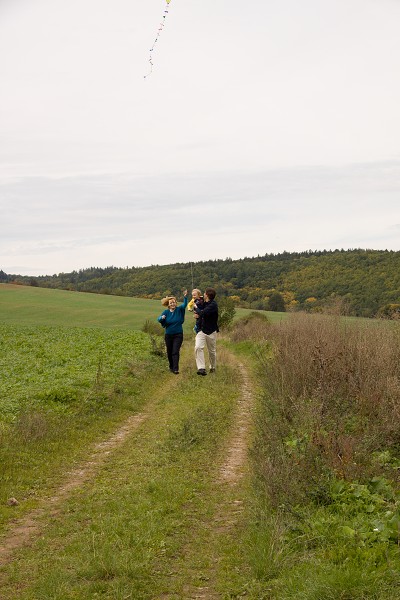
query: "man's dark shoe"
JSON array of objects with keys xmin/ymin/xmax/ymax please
[
  {"xmin": 197, "ymin": 369, "xmax": 207, "ymax": 376},
  {"xmin": 173, "ymin": 370, "xmax": 179, "ymax": 375},
  {"xmin": 209, "ymin": 367, "xmax": 215, "ymax": 373}
]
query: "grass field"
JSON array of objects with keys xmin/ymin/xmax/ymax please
[
  {"xmin": 0, "ymin": 283, "xmax": 286, "ymax": 330},
  {"xmin": 0, "ymin": 323, "xmax": 150, "ymax": 420},
  {"xmin": 0, "ymin": 283, "xmax": 253, "ymax": 598},
  {"xmin": 0, "ymin": 284, "xmax": 160, "ymax": 329},
  {"xmin": 1, "ymin": 283, "xmax": 399, "ymax": 598},
  {"xmin": 0, "ymin": 283, "xmax": 283, "ymax": 425}
]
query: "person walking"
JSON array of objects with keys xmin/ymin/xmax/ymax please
[
  {"xmin": 194, "ymin": 287, "xmax": 218, "ymax": 376},
  {"xmin": 157, "ymin": 290, "xmax": 188, "ymax": 374}
]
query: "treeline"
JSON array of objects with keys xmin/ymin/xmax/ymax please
[{"xmin": 2, "ymin": 249, "xmax": 400, "ymax": 317}]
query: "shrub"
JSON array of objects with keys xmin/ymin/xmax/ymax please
[
  {"xmin": 141, "ymin": 319, "xmax": 165, "ymax": 357},
  {"xmin": 268, "ymin": 291, "xmax": 286, "ymax": 312},
  {"xmin": 142, "ymin": 319, "xmax": 164, "ymax": 336},
  {"xmin": 378, "ymin": 304, "xmax": 400, "ymax": 319},
  {"xmin": 230, "ymin": 311, "xmax": 271, "ymax": 342},
  {"xmin": 218, "ymin": 297, "xmax": 236, "ymax": 331}
]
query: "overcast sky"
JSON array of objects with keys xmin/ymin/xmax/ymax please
[{"xmin": 1, "ymin": 0, "xmax": 400, "ymax": 276}]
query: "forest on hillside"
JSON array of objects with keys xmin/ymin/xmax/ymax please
[{"xmin": 2, "ymin": 249, "xmax": 400, "ymax": 317}]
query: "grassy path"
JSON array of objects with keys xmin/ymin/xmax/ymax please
[
  {"xmin": 0, "ymin": 413, "xmax": 149, "ymax": 566},
  {"xmin": 0, "ymin": 344, "xmax": 255, "ymax": 599}
]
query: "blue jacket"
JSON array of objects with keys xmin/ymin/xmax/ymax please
[{"xmin": 157, "ymin": 296, "xmax": 188, "ymax": 335}]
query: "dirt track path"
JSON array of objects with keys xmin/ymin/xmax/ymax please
[
  {"xmin": 0, "ymin": 413, "xmax": 148, "ymax": 566},
  {"xmin": 184, "ymin": 355, "xmax": 254, "ymax": 600},
  {"xmin": 218, "ymin": 360, "xmax": 253, "ymax": 485},
  {"xmin": 0, "ymin": 369, "xmax": 181, "ymax": 568},
  {"xmin": 0, "ymin": 349, "xmax": 255, "ymax": 598}
]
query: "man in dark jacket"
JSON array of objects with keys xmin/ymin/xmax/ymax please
[{"xmin": 194, "ymin": 287, "xmax": 218, "ymax": 376}]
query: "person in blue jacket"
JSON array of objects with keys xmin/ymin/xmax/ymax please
[{"xmin": 157, "ymin": 289, "xmax": 188, "ymax": 374}]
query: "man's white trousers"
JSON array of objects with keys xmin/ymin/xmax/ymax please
[{"xmin": 195, "ymin": 331, "xmax": 217, "ymax": 370}]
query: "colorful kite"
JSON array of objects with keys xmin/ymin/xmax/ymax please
[{"xmin": 144, "ymin": 0, "xmax": 172, "ymax": 79}]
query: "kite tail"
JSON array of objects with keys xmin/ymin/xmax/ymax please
[{"xmin": 144, "ymin": 0, "xmax": 172, "ymax": 79}]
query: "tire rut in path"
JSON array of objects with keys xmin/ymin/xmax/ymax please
[
  {"xmin": 0, "ymin": 362, "xmax": 185, "ymax": 571},
  {"xmin": 0, "ymin": 360, "xmax": 186, "ymax": 572},
  {"xmin": 0, "ymin": 354, "xmax": 255, "ymax": 600},
  {"xmin": 184, "ymin": 357, "xmax": 254, "ymax": 600},
  {"xmin": 218, "ymin": 360, "xmax": 253, "ymax": 485},
  {"xmin": 0, "ymin": 412, "xmax": 148, "ymax": 567}
]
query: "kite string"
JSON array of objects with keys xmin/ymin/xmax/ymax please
[{"xmin": 144, "ymin": 0, "xmax": 172, "ymax": 79}]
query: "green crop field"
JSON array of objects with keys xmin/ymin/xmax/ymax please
[
  {"xmin": 0, "ymin": 283, "xmax": 285, "ymax": 329},
  {"xmin": 0, "ymin": 283, "xmax": 161, "ymax": 329},
  {"xmin": 0, "ymin": 285, "xmax": 156, "ymax": 421},
  {"xmin": 0, "ymin": 285, "xmax": 285, "ymax": 421},
  {"xmin": 0, "ymin": 283, "xmax": 282, "ymax": 423},
  {"xmin": 0, "ymin": 323, "xmax": 151, "ymax": 421}
]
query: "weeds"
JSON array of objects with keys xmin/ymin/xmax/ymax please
[
  {"xmin": 14, "ymin": 409, "xmax": 50, "ymax": 443},
  {"xmin": 230, "ymin": 311, "xmax": 271, "ymax": 343},
  {"xmin": 238, "ymin": 311, "xmax": 400, "ymax": 597},
  {"xmin": 142, "ymin": 319, "xmax": 163, "ymax": 337},
  {"xmin": 142, "ymin": 319, "xmax": 166, "ymax": 357},
  {"xmin": 256, "ymin": 313, "xmax": 400, "ymax": 504},
  {"xmin": 149, "ymin": 336, "xmax": 166, "ymax": 357}
]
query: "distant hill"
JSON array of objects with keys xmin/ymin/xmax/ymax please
[{"xmin": 3, "ymin": 249, "xmax": 400, "ymax": 317}]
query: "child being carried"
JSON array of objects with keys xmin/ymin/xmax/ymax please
[{"xmin": 187, "ymin": 288, "xmax": 204, "ymax": 334}]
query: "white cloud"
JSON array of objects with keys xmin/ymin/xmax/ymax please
[
  {"xmin": 1, "ymin": 163, "xmax": 400, "ymax": 275},
  {"xmin": 1, "ymin": 1, "xmax": 400, "ymax": 274}
]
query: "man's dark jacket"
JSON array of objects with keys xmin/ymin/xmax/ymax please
[{"xmin": 198, "ymin": 299, "xmax": 219, "ymax": 335}]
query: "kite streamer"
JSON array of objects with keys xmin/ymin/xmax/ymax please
[{"xmin": 144, "ymin": 0, "xmax": 172, "ymax": 79}]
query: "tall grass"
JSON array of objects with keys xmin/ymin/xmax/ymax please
[
  {"xmin": 255, "ymin": 313, "xmax": 400, "ymax": 504},
  {"xmin": 230, "ymin": 311, "xmax": 272, "ymax": 343},
  {"xmin": 232, "ymin": 312, "xmax": 400, "ymax": 598}
]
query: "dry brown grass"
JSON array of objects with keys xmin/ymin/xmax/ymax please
[
  {"xmin": 230, "ymin": 311, "xmax": 271, "ymax": 343},
  {"xmin": 14, "ymin": 409, "xmax": 50, "ymax": 443},
  {"xmin": 253, "ymin": 313, "xmax": 400, "ymax": 505}
]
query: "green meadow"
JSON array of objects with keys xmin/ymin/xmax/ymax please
[
  {"xmin": 2, "ymin": 283, "xmax": 397, "ymax": 598},
  {"xmin": 0, "ymin": 286, "xmax": 160, "ymax": 537},
  {"xmin": 0, "ymin": 283, "xmax": 280, "ymax": 424},
  {"xmin": 0, "ymin": 282, "xmax": 285, "ymax": 330},
  {"xmin": 0, "ymin": 283, "xmax": 249, "ymax": 598},
  {"xmin": 0, "ymin": 283, "xmax": 160, "ymax": 329}
]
